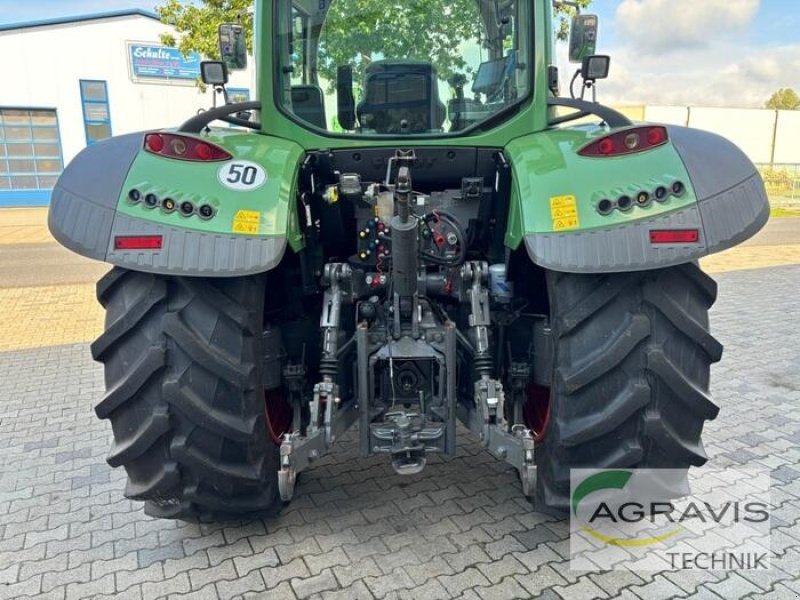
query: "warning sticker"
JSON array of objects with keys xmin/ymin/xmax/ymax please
[
  {"xmin": 550, "ymin": 195, "xmax": 580, "ymax": 231},
  {"xmin": 232, "ymin": 210, "xmax": 261, "ymax": 235}
]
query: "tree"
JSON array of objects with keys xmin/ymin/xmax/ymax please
[
  {"xmin": 765, "ymin": 88, "xmax": 800, "ymax": 110},
  {"xmin": 157, "ymin": 0, "xmax": 254, "ymax": 60},
  {"xmin": 156, "ymin": 0, "xmax": 590, "ymax": 85}
]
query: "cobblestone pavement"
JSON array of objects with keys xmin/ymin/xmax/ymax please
[
  {"xmin": 0, "ymin": 285, "xmax": 105, "ymax": 353},
  {"xmin": 0, "ymin": 209, "xmax": 53, "ymax": 245},
  {"xmin": 1, "ymin": 265, "xmax": 799, "ymax": 600}
]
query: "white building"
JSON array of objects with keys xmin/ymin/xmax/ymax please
[{"xmin": 0, "ymin": 9, "xmax": 254, "ymax": 207}]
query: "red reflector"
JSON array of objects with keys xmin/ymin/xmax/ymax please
[
  {"xmin": 145, "ymin": 134, "xmax": 164, "ymax": 153},
  {"xmin": 195, "ymin": 142, "xmax": 212, "ymax": 160},
  {"xmin": 647, "ymin": 127, "xmax": 666, "ymax": 145},
  {"xmin": 649, "ymin": 229, "xmax": 699, "ymax": 244},
  {"xmin": 114, "ymin": 235, "xmax": 163, "ymax": 250},
  {"xmin": 598, "ymin": 138, "xmax": 616, "ymax": 155}
]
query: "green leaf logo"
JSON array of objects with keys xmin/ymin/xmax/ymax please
[{"xmin": 572, "ymin": 469, "xmax": 633, "ymax": 516}]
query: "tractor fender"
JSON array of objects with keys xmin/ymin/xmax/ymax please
[
  {"xmin": 505, "ymin": 125, "xmax": 769, "ymax": 273},
  {"xmin": 49, "ymin": 131, "xmax": 304, "ymax": 277}
]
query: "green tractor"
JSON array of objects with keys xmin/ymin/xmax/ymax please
[{"xmin": 49, "ymin": 0, "xmax": 768, "ymax": 520}]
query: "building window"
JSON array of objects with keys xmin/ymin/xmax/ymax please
[
  {"xmin": 226, "ymin": 88, "xmax": 251, "ymax": 128},
  {"xmin": 227, "ymin": 88, "xmax": 250, "ymax": 103},
  {"xmin": 0, "ymin": 108, "xmax": 64, "ymax": 191},
  {"xmin": 80, "ymin": 80, "xmax": 112, "ymax": 145}
]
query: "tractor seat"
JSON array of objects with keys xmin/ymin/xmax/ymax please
[{"xmin": 357, "ymin": 60, "xmax": 446, "ymax": 133}]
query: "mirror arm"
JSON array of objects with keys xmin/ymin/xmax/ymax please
[
  {"xmin": 216, "ymin": 85, "xmax": 229, "ymax": 106},
  {"xmin": 219, "ymin": 115, "xmax": 261, "ymax": 130},
  {"xmin": 549, "ymin": 109, "xmax": 590, "ymax": 126},
  {"xmin": 178, "ymin": 101, "xmax": 262, "ymax": 133},
  {"xmin": 547, "ymin": 97, "xmax": 632, "ymax": 128}
]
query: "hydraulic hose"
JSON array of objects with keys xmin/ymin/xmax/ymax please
[{"xmin": 420, "ymin": 210, "xmax": 467, "ymax": 267}]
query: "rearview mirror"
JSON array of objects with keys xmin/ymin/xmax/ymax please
[
  {"xmin": 569, "ymin": 14, "xmax": 598, "ymax": 63},
  {"xmin": 493, "ymin": 0, "xmax": 513, "ymax": 36},
  {"xmin": 200, "ymin": 61, "xmax": 228, "ymax": 86},
  {"xmin": 219, "ymin": 24, "xmax": 247, "ymax": 70}
]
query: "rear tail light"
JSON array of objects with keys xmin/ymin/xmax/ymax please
[
  {"xmin": 114, "ymin": 235, "xmax": 163, "ymax": 250},
  {"xmin": 579, "ymin": 126, "xmax": 669, "ymax": 157},
  {"xmin": 647, "ymin": 127, "xmax": 667, "ymax": 145},
  {"xmin": 145, "ymin": 134, "xmax": 164, "ymax": 153},
  {"xmin": 649, "ymin": 229, "xmax": 700, "ymax": 244},
  {"xmin": 144, "ymin": 133, "xmax": 231, "ymax": 162}
]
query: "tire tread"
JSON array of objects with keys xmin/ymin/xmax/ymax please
[
  {"xmin": 93, "ymin": 267, "xmax": 279, "ymax": 520},
  {"xmin": 535, "ymin": 263, "xmax": 721, "ymax": 512}
]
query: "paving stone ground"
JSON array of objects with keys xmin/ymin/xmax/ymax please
[{"xmin": 0, "ymin": 265, "xmax": 799, "ymax": 600}]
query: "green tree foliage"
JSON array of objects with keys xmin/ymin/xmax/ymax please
[
  {"xmin": 157, "ymin": 0, "xmax": 254, "ymax": 59},
  {"xmin": 765, "ymin": 88, "xmax": 800, "ymax": 110}
]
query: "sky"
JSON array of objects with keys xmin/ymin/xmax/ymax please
[
  {"xmin": 562, "ymin": 0, "xmax": 800, "ymax": 107},
  {"xmin": 1, "ymin": 0, "xmax": 798, "ymax": 108}
]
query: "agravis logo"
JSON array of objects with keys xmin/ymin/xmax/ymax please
[
  {"xmin": 569, "ymin": 468, "xmax": 772, "ymax": 571},
  {"xmin": 571, "ymin": 469, "xmax": 683, "ymax": 547}
]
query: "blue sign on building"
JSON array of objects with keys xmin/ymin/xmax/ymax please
[{"xmin": 129, "ymin": 44, "xmax": 201, "ymax": 80}]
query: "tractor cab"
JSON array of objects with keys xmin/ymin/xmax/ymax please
[{"xmin": 271, "ymin": 0, "xmax": 532, "ymax": 135}]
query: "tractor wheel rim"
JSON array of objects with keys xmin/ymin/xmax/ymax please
[{"xmin": 264, "ymin": 388, "xmax": 293, "ymax": 445}]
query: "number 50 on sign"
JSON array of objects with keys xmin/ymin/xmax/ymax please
[{"xmin": 218, "ymin": 161, "xmax": 267, "ymax": 191}]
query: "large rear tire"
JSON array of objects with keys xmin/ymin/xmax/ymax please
[
  {"xmin": 91, "ymin": 268, "xmax": 281, "ymax": 520},
  {"xmin": 532, "ymin": 263, "xmax": 723, "ymax": 512}
]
